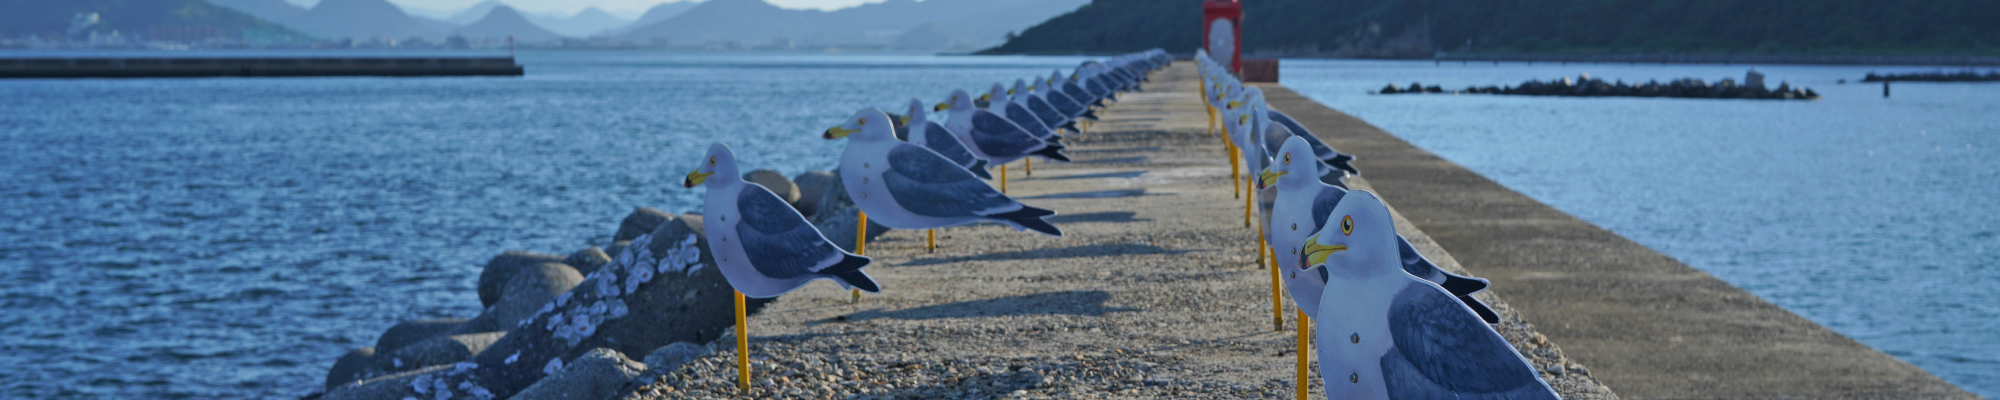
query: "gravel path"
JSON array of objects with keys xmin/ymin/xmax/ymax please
[{"xmin": 621, "ymin": 63, "xmax": 1620, "ymax": 400}]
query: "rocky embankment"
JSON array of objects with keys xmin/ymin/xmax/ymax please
[
  {"xmin": 1862, "ymin": 70, "xmax": 2000, "ymax": 82},
  {"xmin": 309, "ymin": 169, "xmax": 884, "ymax": 400},
  {"xmin": 1380, "ymin": 73, "xmax": 1820, "ymax": 100}
]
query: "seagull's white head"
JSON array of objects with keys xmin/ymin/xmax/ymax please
[
  {"xmin": 1258, "ymin": 136, "xmax": 1317, "ymax": 191},
  {"xmin": 825, "ymin": 108, "xmax": 896, "ymax": 143},
  {"xmin": 685, "ymin": 143, "xmax": 740, "ymax": 188},
  {"xmin": 903, "ymin": 98, "xmax": 926, "ymax": 127},
  {"xmin": 934, "ymin": 89, "xmax": 974, "ymax": 113},
  {"xmin": 1048, "ymin": 70, "xmax": 1064, "ymax": 87},
  {"xmin": 1302, "ymin": 191, "xmax": 1400, "ymax": 278},
  {"xmin": 982, "ymin": 83, "xmax": 1008, "ymax": 107},
  {"xmin": 1010, "ymin": 79, "xmax": 1030, "ymax": 100}
]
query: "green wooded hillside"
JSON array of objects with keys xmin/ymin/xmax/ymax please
[
  {"xmin": 0, "ymin": 0, "xmax": 305, "ymax": 42},
  {"xmin": 980, "ymin": 0, "xmax": 2000, "ymax": 57}
]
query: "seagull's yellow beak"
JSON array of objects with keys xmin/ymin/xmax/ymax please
[
  {"xmin": 978, "ymin": 93, "xmax": 992, "ymax": 103},
  {"xmin": 934, "ymin": 101, "xmax": 952, "ymax": 112},
  {"xmin": 684, "ymin": 170, "xmax": 713, "ymax": 188},
  {"xmin": 1226, "ymin": 100, "xmax": 1242, "ymax": 109},
  {"xmin": 1302, "ymin": 234, "xmax": 1348, "ymax": 269},
  {"xmin": 1239, "ymin": 114, "xmax": 1251, "ymax": 125},
  {"xmin": 899, "ymin": 115, "xmax": 911, "ymax": 125},
  {"xmin": 824, "ymin": 125, "xmax": 859, "ymax": 139},
  {"xmin": 1258, "ymin": 167, "xmax": 1286, "ymax": 190},
  {"xmin": 1007, "ymin": 88, "xmax": 1015, "ymax": 96}
]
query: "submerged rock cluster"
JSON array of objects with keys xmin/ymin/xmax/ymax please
[
  {"xmin": 312, "ymin": 169, "xmax": 882, "ymax": 400},
  {"xmin": 1379, "ymin": 73, "xmax": 1820, "ymax": 100}
]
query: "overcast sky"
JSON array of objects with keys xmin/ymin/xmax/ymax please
[{"xmin": 282, "ymin": 0, "xmax": 887, "ymax": 15}]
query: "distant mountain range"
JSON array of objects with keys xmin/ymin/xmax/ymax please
[
  {"xmin": 983, "ymin": 0, "xmax": 2000, "ymax": 57},
  {"xmin": 454, "ymin": 5, "xmax": 565, "ymax": 42},
  {"xmin": 618, "ymin": 0, "xmax": 1086, "ymax": 49},
  {"xmin": 0, "ymin": 0, "xmax": 310, "ymax": 43}
]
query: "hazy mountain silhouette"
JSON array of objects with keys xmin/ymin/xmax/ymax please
[
  {"xmin": 616, "ymin": 0, "xmax": 1083, "ymax": 49},
  {"xmin": 410, "ymin": 15, "xmax": 459, "ymax": 34},
  {"xmin": 1, "ymin": 0, "xmax": 304, "ymax": 40},
  {"xmin": 445, "ymin": 0, "xmax": 506, "ymax": 25},
  {"xmin": 602, "ymin": 0, "xmax": 701, "ymax": 36},
  {"xmin": 455, "ymin": 5, "xmax": 567, "ymax": 42},
  {"xmin": 205, "ymin": 0, "xmax": 305, "ymax": 24},
  {"xmin": 531, "ymin": 6, "xmax": 630, "ymax": 37},
  {"xmin": 287, "ymin": 0, "xmax": 439, "ymax": 40}
]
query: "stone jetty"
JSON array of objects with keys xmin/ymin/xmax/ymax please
[
  {"xmin": 1863, "ymin": 70, "xmax": 2000, "ymax": 82},
  {"xmin": 1381, "ymin": 73, "xmax": 1820, "ymax": 100}
]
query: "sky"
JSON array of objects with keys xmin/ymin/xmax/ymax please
[{"xmin": 283, "ymin": 0, "xmax": 889, "ymax": 16}]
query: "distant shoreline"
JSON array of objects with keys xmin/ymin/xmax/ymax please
[{"xmin": 1420, "ymin": 52, "xmax": 2000, "ymax": 67}]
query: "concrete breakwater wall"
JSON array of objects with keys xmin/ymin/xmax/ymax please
[
  {"xmin": 1434, "ymin": 52, "xmax": 2000, "ymax": 67},
  {"xmin": 0, "ymin": 57, "xmax": 524, "ymax": 78},
  {"xmin": 1380, "ymin": 73, "xmax": 1820, "ymax": 100}
]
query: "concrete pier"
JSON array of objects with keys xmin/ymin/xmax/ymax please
[{"xmin": 0, "ymin": 57, "xmax": 524, "ymax": 78}]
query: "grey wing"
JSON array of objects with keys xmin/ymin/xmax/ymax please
[
  {"xmin": 921, "ymin": 122, "xmax": 980, "ymax": 167},
  {"xmin": 971, "ymin": 111, "xmax": 1041, "ymax": 157},
  {"xmin": 882, "ymin": 144, "xmax": 1017, "ymax": 218},
  {"xmin": 735, "ymin": 185, "xmax": 844, "ymax": 279},
  {"xmin": 1006, "ymin": 104, "xmax": 1053, "ymax": 139},
  {"xmin": 1308, "ymin": 186, "xmax": 1349, "ymax": 229},
  {"xmin": 1380, "ymin": 282, "xmax": 1557, "ymax": 400},
  {"xmin": 1027, "ymin": 97, "xmax": 1066, "ymax": 126},
  {"xmin": 1270, "ymin": 110, "xmax": 1358, "ymax": 170}
]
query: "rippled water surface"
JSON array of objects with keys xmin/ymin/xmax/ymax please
[
  {"xmin": 1283, "ymin": 59, "xmax": 1999, "ymax": 397},
  {"xmin": 0, "ymin": 51, "xmax": 1092, "ymax": 398}
]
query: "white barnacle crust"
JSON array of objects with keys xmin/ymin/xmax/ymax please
[
  {"xmin": 543, "ymin": 358, "xmax": 564, "ymax": 375},
  {"xmin": 588, "ymin": 300, "xmax": 608, "ymax": 317},
  {"xmin": 504, "ymin": 351, "xmax": 520, "ymax": 365},
  {"xmin": 453, "ymin": 362, "xmax": 477, "ymax": 373},
  {"xmin": 432, "ymin": 388, "xmax": 452, "ymax": 400},
  {"xmin": 555, "ymin": 291, "xmax": 573, "ymax": 307},
  {"xmin": 613, "ymin": 246, "xmax": 634, "ymax": 269},
  {"xmin": 606, "ymin": 299, "xmax": 629, "ymax": 319},
  {"xmin": 595, "ymin": 275, "xmax": 620, "ymax": 297},
  {"xmin": 411, "ymin": 375, "xmax": 432, "ymax": 394},
  {"xmin": 394, "ymin": 358, "xmax": 405, "ymax": 368},
  {"xmin": 465, "ymin": 386, "xmax": 494, "ymax": 400}
]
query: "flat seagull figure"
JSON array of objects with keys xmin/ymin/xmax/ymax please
[
  {"xmin": 1261, "ymin": 137, "xmax": 1498, "ymax": 323},
  {"xmin": 684, "ymin": 143, "xmax": 878, "ymax": 298},
  {"xmin": 935, "ymin": 89, "xmax": 1069, "ymax": 166},
  {"xmin": 825, "ymin": 108, "xmax": 1063, "ymax": 236},
  {"xmin": 1302, "ymin": 190, "xmax": 1558, "ymax": 400},
  {"xmin": 897, "ymin": 98, "xmax": 992, "ymax": 180},
  {"xmin": 985, "ymin": 82, "xmax": 1061, "ymax": 144}
]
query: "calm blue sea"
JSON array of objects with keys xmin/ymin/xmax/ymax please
[
  {"xmin": 0, "ymin": 51, "xmax": 1093, "ymax": 399},
  {"xmin": 1283, "ymin": 59, "xmax": 1999, "ymax": 398},
  {"xmin": 0, "ymin": 52, "xmax": 1992, "ymax": 399}
]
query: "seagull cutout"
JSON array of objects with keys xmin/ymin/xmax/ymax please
[
  {"xmin": 825, "ymin": 108, "xmax": 1063, "ymax": 236},
  {"xmin": 685, "ymin": 143, "xmax": 877, "ymax": 298},
  {"xmin": 935, "ymin": 89, "xmax": 1068, "ymax": 166},
  {"xmin": 897, "ymin": 98, "xmax": 991, "ymax": 180},
  {"xmin": 1021, "ymin": 80, "xmax": 1076, "ymax": 132},
  {"xmin": 1261, "ymin": 137, "xmax": 1498, "ymax": 323},
  {"xmin": 1046, "ymin": 71, "xmax": 1096, "ymax": 121},
  {"xmin": 985, "ymin": 82, "xmax": 1061, "ymax": 144},
  {"xmin": 1267, "ymin": 109, "xmax": 1360, "ymax": 177},
  {"xmin": 1303, "ymin": 190, "xmax": 1558, "ymax": 400}
]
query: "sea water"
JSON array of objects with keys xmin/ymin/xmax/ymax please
[
  {"xmin": 1282, "ymin": 59, "xmax": 1999, "ymax": 397},
  {"xmin": 0, "ymin": 51, "xmax": 1091, "ymax": 398}
]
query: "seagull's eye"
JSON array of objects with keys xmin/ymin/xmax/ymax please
[
  {"xmin": 708, "ymin": 157, "xmax": 716, "ymax": 166},
  {"xmin": 1283, "ymin": 153, "xmax": 1292, "ymax": 164},
  {"xmin": 1341, "ymin": 216, "xmax": 1354, "ymax": 236},
  {"xmin": 859, "ymin": 119, "xmax": 867, "ymax": 127}
]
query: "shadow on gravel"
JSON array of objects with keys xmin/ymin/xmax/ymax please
[
  {"xmin": 1038, "ymin": 171, "xmax": 1147, "ymax": 180},
  {"xmin": 1075, "ymin": 156, "xmax": 1148, "ymax": 164},
  {"xmin": 827, "ymin": 290, "xmax": 1139, "ymax": 323},
  {"xmin": 1046, "ymin": 211, "xmax": 1148, "ymax": 224},
  {"xmin": 1024, "ymin": 188, "xmax": 1152, "ymax": 199},
  {"xmin": 899, "ymin": 244, "xmax": 1186, "ymax": 266}
]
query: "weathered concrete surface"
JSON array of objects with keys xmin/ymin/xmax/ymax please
[
  {"xmin": 1258, "ymin": 84, "xmax": 1982, "ymax": 399},
  {"xmin": 622, "ymin": 61, "xmax": 1614, "ymax": 399}
]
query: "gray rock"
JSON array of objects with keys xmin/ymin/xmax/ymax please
[
  {"xmin": 791, "ymin": 170, "xmax": 838, "ymax": 217},
  {"xmin": 743, "ymin": 169, "xmax": 800, "ymax": 204},
  {"xmin": 320, "ymin": 364, "xmax": 450, "ymax": 400},
  {"xmin": 373, "ymin": 332, "xmax": 507, "ymax": 374},
  {"xmin": 803, "ymin": 171, "xmax": 890, "ymax": 253},
  {"xmin": 511, "ymin": 348, "xmax": 647, "ymax": 400},
  {"xmin": 641, "ymin": 342, "xmax": 708, "ymax": 373},
  {"xmin": 614, "ymin": 207, "xmax": 674, "ymax": 242},
  {"xmin": 373, "ymin": 318, "xmax": 469, "ymax": 356},
  {"xmin": 492, "ymin": 262, "xmax": 584, "ymax": 329},
  {"xmin": 478, "ymin": 251, "xmax": 566, "ymax": 307},
  {"xmin": 563, "ymin": 247, "xmax": 613, "ymax": 276},
  {"xmin": 602, "ymin": 240, "xmax": 632, "ymax": 262},
  {"xmin": 324, "ymin": 347, "xmax": 375, "ymax": 390},
  {"xmin": 674, "ymin": 213, "xmax": 703, "ymax": 236}
]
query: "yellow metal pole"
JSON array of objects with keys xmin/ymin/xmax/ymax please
[
  {"xmin": 734, "ymin": 291, "xmax": 750, "ymax": 391},
  {"xmin": 1000, "ymin": 164, "xmax": 1008, "ymax": 193},
  {"xmin": 927, "ymin": 229, "xmax": 936, "ymax": 253},
  {"xmin": 1297, "ymin": 309, "xmax": 1311, "ymax": 400},
  {"xmin": 1025, "ymin": 157, "xmax": 1032, "ymax": 176},
  {"xmin": 852, "ymin": 212, "xmax": 866, "ymax": 302},
  {"xmin": 1244, "ymin": 176, "xmax": 1254, "ymax": 228},
  {"xmin": 1229, "ymin": 146, "xmax": 1241, "ymax": 199},
  {"xmin": 1270, "ymin": 240, "xmax": 1283, "ymax": 331}
]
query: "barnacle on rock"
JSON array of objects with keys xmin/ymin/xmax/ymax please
[
  {"xmin": 543, "ymin": 358, "xmax": 564, "ymax": 375},
  {"xmin": 595, "ymin": 275, "xmax": 621, "ymax": 297},
  {"xmin": 606, "ymin": 299, "xmax": 630, "ymax": 319},
  {"xmin": 555, "ymin": 291, "xmax": 573, "ymax": 307},
  {"xmin": 504, "ymin": 351, "xmax": 520, "ymax": 365}
]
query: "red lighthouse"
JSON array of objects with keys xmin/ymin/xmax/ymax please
[{"xmin": 1203, "ymin": 0, "xmax": 1243, "ymax": 73}]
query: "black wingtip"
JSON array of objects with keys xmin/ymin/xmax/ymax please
[
  {"xmin": 969, "ymin": 160, "xmax": 994, "ymax": 180},
  {"xmin": 1033, "ymin": 144, "xmax": 1071, "ymax": 162},
  {"xmin": 1441, "ymin": 274, "xmax": 1490, "ymax": 297},
  {"xmin": 1060, "ymin": 121, "xmax": 1078, "ymax": 131},
  {"xmin": 1460, "ymin": 295, "xmax": 1501, "ymax": 324},
  {"xmin": 1330, "ymin": 154, "xmax": 1359, "ymax": 176},
  {"xmin": 834, "ymin": 270, "xmax": 880, "ymax": 293},
  {"xmin": 824, "ymin": 254, "xmax": 879, "ymax": 293},
  {"xmin": 989, "ymin": 206, "xmax": 1062, "ymax": 236}
]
